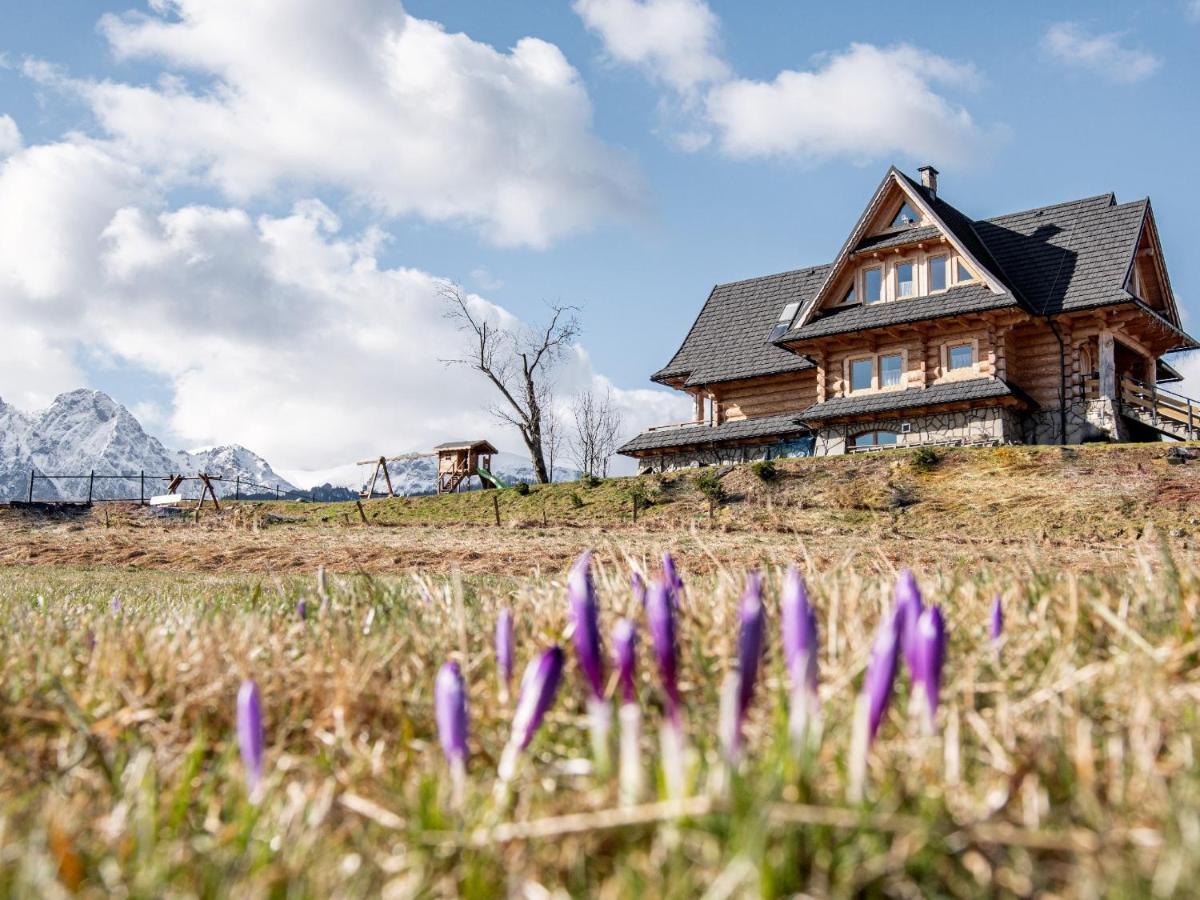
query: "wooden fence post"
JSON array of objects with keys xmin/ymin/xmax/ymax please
[
  {"xmin": 139, "ymin": 471, "xmax": 145, "ymax": 505},
  {"xmin": 235, "ymin": 476, "xmax": 241, "ymax": 501},
  {"xmin": 356, "ymin": 500, "xmax": 368, "ymax": 525},
  {"xmin": 492, "ymin": 493, "xmax": 500, "ymax": 526},
  {"xmin": 87, "ymin": 471, "xmax": 95, "ymax": 505},
  {"xmin": 27, "ymin": 470, "xmax": 34, "ymax": 503}
]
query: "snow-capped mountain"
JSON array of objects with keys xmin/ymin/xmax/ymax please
[{"xmin": 0, "ymin": 389, "xmax": 296, "ymax": 500}]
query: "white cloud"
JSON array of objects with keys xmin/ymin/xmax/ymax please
[
  {"xmin": 0, "ymin": 115, "xmax": 21, "ymax": 157},
  {"xmin": 573, "ymin": 0, "xmax": 728, "ymax": 93},
  {"xmin": 704, "ymin": 44, "xmax": 990, "ymax": 166},
  {"xmin": 0, "ymin": 139, "xmax": 687, "ymax": 484},
  {"xmin": 53, "ymin": 0, "xmax": 645, "ymax": 248},
  {"xmin": 1041, "ymin": 22, "xmax": 1161, "ymax": 84}
]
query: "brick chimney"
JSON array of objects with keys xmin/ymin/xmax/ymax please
[{"xmin": 918, "ymin": 165, "xmax": 939, "ymax": 199}]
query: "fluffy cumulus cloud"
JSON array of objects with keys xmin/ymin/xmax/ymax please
[
  {"xmin": 705, "ymin": 44, "xmax": 989, "ymax": 166},
  {"xmin": 0, "ymin": 115, "xmax": 21, "ymax": 157},
  {"xmin": 68, "ymin": 0, "xmax": 644, "ymax": 248},
  {"xmin": 573, "ymin": 0, "xmax": 728, "ymax": 93},
  {"xmin": 574, "ymin": 1, "xmax": 996, "ymax": 167},
  {"xmin": 0, "ymin": 135, "xmax": 686, "ymax": 484},
  {"xmin": 1041, "ymin": 22, "xmax": 1162, "ymax": 84}
]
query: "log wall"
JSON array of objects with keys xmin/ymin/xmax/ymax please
[{"xmin": 714, "ymin": 371, "xmax": 818, "ymax": 421}]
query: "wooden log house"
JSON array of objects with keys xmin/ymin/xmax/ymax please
[{"xmin": 620, "ymin": 165, "xmax": 1197, "ymax": 469}]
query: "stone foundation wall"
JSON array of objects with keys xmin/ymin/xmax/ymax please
[
  {"xmin": 1018, "ymin": 398, "xmax": 1126, "ymax": 445},
  {"xmin": 812, "ymin": 406, "xmax": 1014, "ymax": 456},
  {"xmin": 634, "ymin": 436, "xmax": 815, "ymax": 474}
]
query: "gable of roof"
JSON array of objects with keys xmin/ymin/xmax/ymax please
[{"xmin": 652, "ymin": 265, "xmax": 829, "ymax": 387}]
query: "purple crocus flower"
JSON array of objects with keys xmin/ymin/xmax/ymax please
[
  {"xmin": 724, "ymin": 572, "xmax": 765, "ymax": 759},
  {"xmin": 781, "ymin": 567, "xmax": 819, "ymax": 746},
  {"xmin": 568, "ymin": 551, "xmax": 605, "ymax": 700},
  {"xmin": 613, "ymin": 618, "xmax": 637, "ymax": 705},
  {"xmin": 894, "ymin": 569, "xmax": 923, "ymax": 677},
  {"xmin": 912, "ymin": 606, "xmax": 946, "ymax": 729},
  {"xmin": 631, "ymin": 571, "xmax": 647, "ymax": 609},
  {"xmin": 510, "ymin": 646, "xmax": 565, "ymax": 753},
  {"xmin": 990, "ymin": 594, "xmax": 1004, "ymax": 641},
  {"xmin": 237, "ymin": 679, "xmax": 265, "ymax": 796},
  {"xmin": 435, "ymin": 661, "xmax": 469, "ymax": 766},
  {"xmin": 863, "ymin": 607, "xmax": 902, "ymax": 742},
  {"xmin": 662, "ymin": 553, "xmax": 683, "ymax": 607},
  {"xmin": 645, "ymin": 579, "xmax": 681, "ymax": 724},
  {"xmin": 496, "ymin": 608, "xmax": 514, "ymax": 695},
  {"xmin": 780, "ymin": 567, "xmax": 818, "ymax": 697},
  {"xmin": 297, "ymin": 598, "xmax": 307, "ymax": 621}
]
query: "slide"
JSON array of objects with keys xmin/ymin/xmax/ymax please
[{"xmin": 476, "ymin": 465, "xmax": 507, "ymax": 489}]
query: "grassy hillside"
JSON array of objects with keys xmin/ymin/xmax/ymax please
[{"xmin": 265, "ymin": 442, "xmax": 1200, "ymax": 544}]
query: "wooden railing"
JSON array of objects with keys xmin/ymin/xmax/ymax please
[{"xmin": 1120, "ymin": 376, "xmax": 1200, "ymax": 436}]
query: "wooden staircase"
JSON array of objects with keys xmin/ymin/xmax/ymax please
[{"xmin": 1119, "ymin": 376, "xmax": 1200, "ymax": 441}]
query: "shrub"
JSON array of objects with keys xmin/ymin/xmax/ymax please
[
  {"xmin": 751, "ymin": 459, "xmax": 778, "ymax": 483},
  {"xmin": 581, "ymin": 473, "xmax": 602, "ymax": 489},
  {"xmin": 910, "ymin": 447, "xmax": 940, "ymax": 471},
  {"xmin": 570, "ymin": 491, "xmax": 585, "ymax": 509},
  {"xmin": 693, "ymin": 471, "xmax": 727, "ymax": 504},
  {"xmin": 513, "ymin": 481, "xmax": 530, "ymax": 496},
  {"xmin": 628, "ymin": 481, "xmax": 651, "ymax": 507}
]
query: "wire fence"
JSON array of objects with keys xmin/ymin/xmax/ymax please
[{"xmin": 20, "ymin": 470, "xmax": 287, "ymax": 505}]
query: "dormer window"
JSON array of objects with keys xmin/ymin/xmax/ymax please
[
  {"xmin": 896, "ymin": 262, "xmax": 915, "ymax": 298},
  {"xmin": 929, "ymin": 255, "xmax": 947, "ymax": 292},
  {"xmin": 891, "ymin": 203, "xmax": 919, "ymax": 227},
  {"xmin": 767, "ymin": 301, "xmax": 801, "ymax": 341},
  {"xmin": 956, "ymin": 259, "xmax": 975, "ymax": 283},
  {"xmin": 841, "ymin": 284, "xmax": 857, "ymax": 305}
]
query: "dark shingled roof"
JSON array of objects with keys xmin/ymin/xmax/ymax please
[
  {"xmin": 798, "ymin": 378, "xmax": 1020, "ymax": 422},
  {"xmin": 617, "ymin": 412, "xmax": 810, "ymax": 455},
  {"xmin": 854, "ymin": 223, "xmax": 942, "ymax": 253},
  {"xmin": 783, "ymin": 283, "xmax": 1016, "ymax": 341},
  {"xmin": 655, "ymin": 176, "xmax": 1176, "ymax": 388},
  {"xmin": 652, "ymin": 266, "xmax": 829, "ymax": 387}
]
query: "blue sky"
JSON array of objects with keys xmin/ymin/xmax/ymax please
[{"xmin": 1, "ymin": 1, "xmax": 1198, "ymax": 482}]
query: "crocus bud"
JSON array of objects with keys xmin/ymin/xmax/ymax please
[
  {"xmin": 496, "ymin": 608, "xmax": 514, "ymax": 698},
  {"xmin": 662, "ymin": 553, "xmax": 683, "ymax": 607},
  {"xmin": 568, "ymin": 552, "xmax": 605, "ymax": 700},
  {"xmin": 613, "ymin": 618, "xmax": 637, "ymax": 705},
  {"xmin": 435, "ymin": 661, "xmax": 469, "ymax": 766},
  {"xmin": 237, "ymin": 679, "xmax": 265, "ymax": 798},
  {"xmin": 729, "ymin": 572, "xmax": 765, "ymax": 758},
  {"xmin": 646, "ymin": 579, "xmax": 680, "ymax": 725},
  {"xmin": 864, "ymin": 607, "xmax": 902, "ymax": 743},
  {"xmin": 912, "ymin": 606, "xmax": 946, "ymax": 731},
  {"xmin": 989, "ymin": 594, "xmax": 1003, "ymax": 642},
  {"xmin": 297, "ymin": 598, "xmax": 307, "ymax": 621},
  {"xmin": 631, "ymin": 571, "xmax": 647, "ymax": 609},
  {"xmin": 894, "ymin": 569, "xmax": 923, "ymax": 677},
  {"xmin": 498, "ymin": 647, "xmax": 565, "ymax": 785},
  {"xmin": 781, "ymin": 567, "xmax": 819, "ymax": 747}
]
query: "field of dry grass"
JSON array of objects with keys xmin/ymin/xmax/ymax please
[{"xmin": 3, "ymin": 442, "xmax": 1200, "ymax": 896}]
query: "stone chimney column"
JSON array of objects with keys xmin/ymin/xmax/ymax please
[{"xmin": 918, "ymin": 165, "xmax": 939, "ymax": 198}]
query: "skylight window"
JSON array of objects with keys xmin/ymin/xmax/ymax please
[
  {"xmin": 891, "ymin": 203, "xmax": 919, "ymax": 227},
  {"xmin": 767, "ymin": 301, "xmax": 801, "ymax": 342}
]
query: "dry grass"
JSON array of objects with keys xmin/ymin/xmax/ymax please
[{"xmin": 2, "ymin": 533, "xmax": 1200, "ymax": 896}]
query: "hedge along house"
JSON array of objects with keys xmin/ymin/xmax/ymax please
[{"xmin": 620, "ymin": 165, "xmax": 1198, "ymax": 470}]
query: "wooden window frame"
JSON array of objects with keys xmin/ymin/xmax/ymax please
[
  {"xmin": 940, "ymin": 338, "xmax": 980, "ymax": 380},
  {"xmin": 927, "ymin": 253, "xmax": 949, "ymax": 294},
  {"xmin": 843, "ymin": 349, "xmax": 909, "ymax": 395},
  {"xmin": 861, "ymin": 266, "xmax": 884, "ymax": 304}
]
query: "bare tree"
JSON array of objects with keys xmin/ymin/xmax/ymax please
[
  {"xmin": 440, "ymin": 282, "xmax": 579, "ymax": 484},
  {"xmin": 542, "ymin": 398, "xmax": 566, "ymax": 483},
  {"xmin": 571, "ymin": 388, "xmax": 622, "ymax": 478}
]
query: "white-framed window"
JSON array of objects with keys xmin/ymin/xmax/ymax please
[
  {"xmin": 850, "ymin": 357, "xmax": 874, "ymax": 392},
  {"xmin": 947, "ymin": 343, "xmax": 975, "ymax": 371},
  {"xmin": 880, "ymin": 353, "xmax": 904, "ymax": 387},
  {"xmin": 896, "ymin": 261, "xmax": 916, "ymax": 298},
  {"xmin": 928, "ymin": 255, "xmax": 947, "ymax": 292},
  {"xmin": 863, "ymin": 267, "xmax": 882, "ymax": 304}
]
